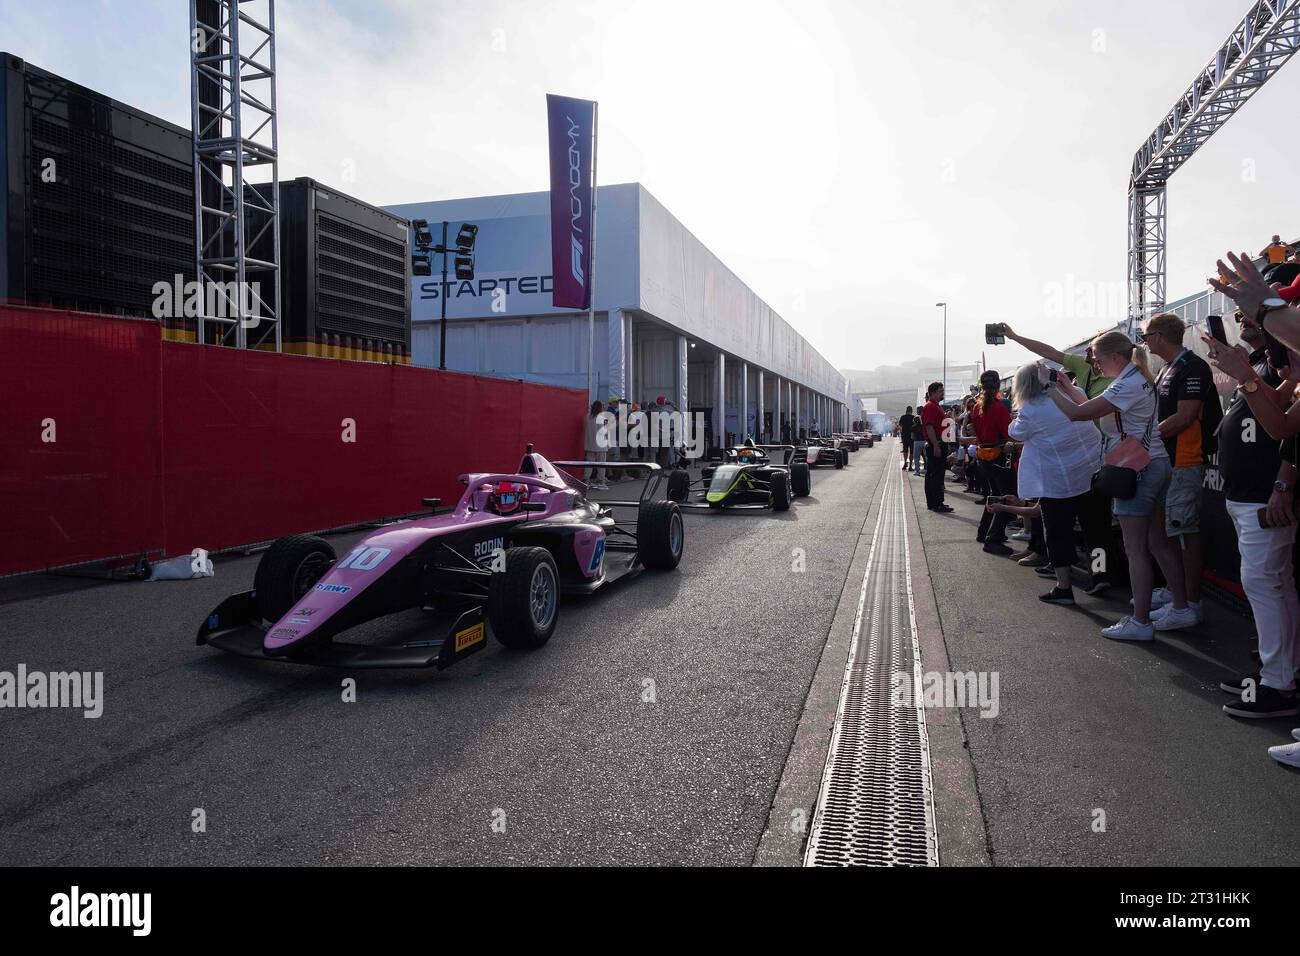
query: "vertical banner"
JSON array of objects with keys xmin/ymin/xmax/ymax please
[{"xmin": 547, "ymin": 94, "xmax": 597, "ymax": 310}]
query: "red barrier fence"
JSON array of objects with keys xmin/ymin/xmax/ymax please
[{"xmin": 0, "ymin": 307, "xmax": 586, "ymax": 576}]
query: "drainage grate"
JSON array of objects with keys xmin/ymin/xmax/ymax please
[{"xmin": 804, "ymin": 465, "xmax": 938, "ymax": 866}]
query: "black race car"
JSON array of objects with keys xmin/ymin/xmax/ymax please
[{"xmin": 666, "ymin": 442, "xmax": 811, "ymax": 511}]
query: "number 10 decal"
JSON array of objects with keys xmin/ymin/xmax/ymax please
[{"xmin": 337, "ymin": 546, "xmax": 391, "ymax": 571}]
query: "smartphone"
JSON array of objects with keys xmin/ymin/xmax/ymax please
[
  {"xmin": 985, "ymin": 323, "xmax": 1005, "ymax": 345},
  {"xmin": 1207, "ymin": 314, "xmax": 1228, "ymax": 345},
  {"xmin": 1265, "ymin": 330, "xmax": 1290, "ymax": 373},
  {"xmin": 1260, "ymin": 507, "xmax": 1298, "ymax": 529},
  {"xmin": 1048, "ymin": 369, "xmax": 1059, "ymax": 384}
]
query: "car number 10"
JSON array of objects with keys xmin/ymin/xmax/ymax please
[{"xmin": 337, "ymin": 546, "xmax": 391, "ymax": 572}]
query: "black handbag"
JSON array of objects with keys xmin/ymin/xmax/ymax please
[
  {"xmin": 1090, "ymin": 373, "xmax": 1156, "ymax": 501},
  {"xmin": 1091, "ymin": 462, "xmax": 1138, "ymax": 499}
]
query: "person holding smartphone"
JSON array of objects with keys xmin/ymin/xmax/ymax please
[
  {"xmin": 995, "ymin": 323, "xmax": 1119, "ymax": 595},
  {"xmin": 1048, "ymin": 331, "xmax": 1191, "ymax": 640},
  {"xmin": 1204, "ymin": 314, "xmax": 1300, "ymax": 721},
  {"xmin": 1006, "ymin": 363, "xmax": 1102, "ymax": 605}
]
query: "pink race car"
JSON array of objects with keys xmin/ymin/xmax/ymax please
[{"xmin": 197, "ymin": 446, "xmax": 684, "ymax": 669}]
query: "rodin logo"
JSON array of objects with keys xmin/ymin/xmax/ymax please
[
  {"xmin": 474, "ymin": 537, "xmax": 505, "ymax": 562},
  {"xmin": 567, "ymin": 116, "xmax": 585, "ymax": 287},
  {"xmin": 50, "ymin": 886, "xmax": 151, "ymax": 936}
]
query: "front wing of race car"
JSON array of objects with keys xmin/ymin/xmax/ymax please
[{"xmin": 197, "ymin": 591, "xmax": 489, "ymax": 669}]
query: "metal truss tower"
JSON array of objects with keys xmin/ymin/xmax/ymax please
[
  {"xmin": 1127, "ymin": 0, "xmax": 1300, "ymax": 335},
  {"xmin": 189, "ymin": 0, "xmax": 281, "ymax": 349}
]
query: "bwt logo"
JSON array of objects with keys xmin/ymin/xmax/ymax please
[{"xmin": 567, "ymin": 115, "xmax": 585, "ymax": 286}]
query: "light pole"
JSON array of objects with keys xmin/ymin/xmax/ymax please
[
  {"xmin": 410, "ymin": 219, "xmax": 476, "ymax": 370},
  {"xmin": 935, "ymin": 302, "xmax": 948, "ymax": 392}
]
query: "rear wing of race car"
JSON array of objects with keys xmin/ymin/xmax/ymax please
[
  {"xmin": 550, "ymin": 461, "xmax": 665, "ymax": 506},
  {"xmin": 755, "ymin": 444, "xmax": 797, "ymax": 466}
]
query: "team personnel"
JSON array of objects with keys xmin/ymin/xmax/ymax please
[
  {"xmin": 1144, "ymin": 312, "xmax": 1222, "ymax": 626},
  {"xmin": 921, "ymin": 382, "xmax": 952, "ymax": 513},
  {"xmin": 899, "ymin": 406, "xmax": 918, "ymax": 471},
  {"xmin": 971, "ymin": 370, "xmax": 1014, "ymax": 553}
]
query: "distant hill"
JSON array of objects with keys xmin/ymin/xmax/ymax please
[{"xmin": 842, "ymin": 358, "xmax": 949, "ymax": 393}]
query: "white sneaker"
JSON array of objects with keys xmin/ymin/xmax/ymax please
[
  {"xmin": 1268, "ymin": 741, "xmax": 1300, "ymax": 768},
  {"xmin": 1130, "ymin": 587, "xmax": 1176, "ymax": 610},
  {"xmin": 1101, "ymin": 616, "xmax": 1154, "ymax": 642},
  {"xmin": 1010, "ymin": 530, "xmax": 1031, "ymax": 541},
  {"xmin": 1153, "ymin": 600, "xmax": 1202, "ymax": 620},
  {"xmin": 1153, "ymin": 604, "xmax": 1201, "ymax": 631},
  {"xmin": 591, "ymin": 482, "xmax": 609, "ymax": 491},
  {"xmin": 1292, "ymin": 728, "xmax": 1300, "ymax": 742}
]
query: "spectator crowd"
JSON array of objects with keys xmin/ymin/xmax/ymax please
[{"xmin": 897, "ymin": 235, "xmax": 1300, "ymax": 769}]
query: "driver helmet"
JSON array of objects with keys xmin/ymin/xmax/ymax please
[{"xmin": 489, "ymin": 481, "xmax": 529, "ymax": 515}]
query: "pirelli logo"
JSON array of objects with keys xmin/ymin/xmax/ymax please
[{"xmin": 455, "ymin": 622, "xmax": 486, "ymax": 653}]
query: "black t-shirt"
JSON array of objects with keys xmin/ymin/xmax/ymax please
[
  {"xmin": 1217, "ymin": 353, "xmax": 1291, "ymax": 503},
  {"xmin": 1156, "ymin": 350, "xmax": 1220, "ymax": 464},
  {"xmin": 899, "ymin": 414, "xmax": 917, "ymax": 441}
]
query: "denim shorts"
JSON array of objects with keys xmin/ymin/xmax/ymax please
[{"xmin": 1112, "ymin": 454, "xmax": 1173, "ymax": 518}]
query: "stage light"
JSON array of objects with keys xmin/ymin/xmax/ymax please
[
  {"xmin": 454, "ymin": 255, "xmax": 475, "ymax": 280},
  {"xmin": 455, "ymin": 223, "xmax": 478, "ymax": 251},
  {"xmin": 412, "ymin": 253, "xmax": 433, "ymax": 276},
  {"xmin": 412, "ymin": 219, "xmax": 433, "ymax": 247}
]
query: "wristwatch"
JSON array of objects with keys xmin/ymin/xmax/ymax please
[
  {"xmin": 1241, "ymin": 378, "xmax": 1261, "ymax": 394},
  {"xmin": 1275, "ymin": 479, "xmax": 1291, "ymax": 494},
  {"xmin": 1257, "ymin": 297, "xmax": 1288, "ymax": 326}
]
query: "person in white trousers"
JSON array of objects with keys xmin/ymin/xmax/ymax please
[
  {"xmin": 584, "ymin": 401, "xmax": 609, "ymax": 490},
  {"xmin": 1203, "ymin": 315, "xmax": 1300, "ymax": 758}
]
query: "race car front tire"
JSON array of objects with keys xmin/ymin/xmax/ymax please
[
  {"xmin": 638, "ymin": 499, "xmax": 684, "ymax": 570},
  {"xmin": 771, "ymin": 471, "xmax": 791, "ymax": 512},
  {"xmin": 834, "ymin": 450, "xmax": 844, "ymax": 469},
  {"xmin": 791, "ymin": 463, "xmax": 812, "ymax": 497},
  {"xmin": 254, "ymin": 535, "xmax": 337, "ymax": 623},
  {"xmin": 666, "ymin": 468, "xmax": 691, "ymax": 503},
  {"xmin": 488, "ymin": 547, "xmax": 560, "ymax": 650}
]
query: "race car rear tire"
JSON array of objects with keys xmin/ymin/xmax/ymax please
[
  {"xmin": 638, "ymin": 500, "xmax": 684, "ymax": 570},
  {"xmin": 253, "ymin": 535, "xmax": 337, "ymax": 623},
  {"xmin": 791, "ymin": 463, "xmax": 812, "ymax": 497},
  {"xmin": 488, "ymin": 547, "xmax": 560, "ymax": 650},
  {"xmin": 666, "ymin": 468, "xmax": 691, "ymax": 503},
  {"xmin": 771, "ymin": 471, "xmax": 791, "ymax": 512}
]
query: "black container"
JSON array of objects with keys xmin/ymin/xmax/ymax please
[
  {"xmin": 250, "ymin": 177, "xmax": 411, "ymax": 363},
  {"xmin": 1, "ymin": 53, "xmax": 194, "ymax": 317}
]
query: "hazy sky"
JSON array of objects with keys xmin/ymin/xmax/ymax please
[{"xmin": 4, "ymin": 0, "xmax": 1296, "ymax": 371}]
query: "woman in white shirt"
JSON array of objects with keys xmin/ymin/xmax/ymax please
[
  {"xmin": 1048, "ymin": 331, "xmax": 1191, "ymax": 642},
  {"xmin": 1008, "ymin": 363, "xmax": 1102, "ymax": 607}
]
